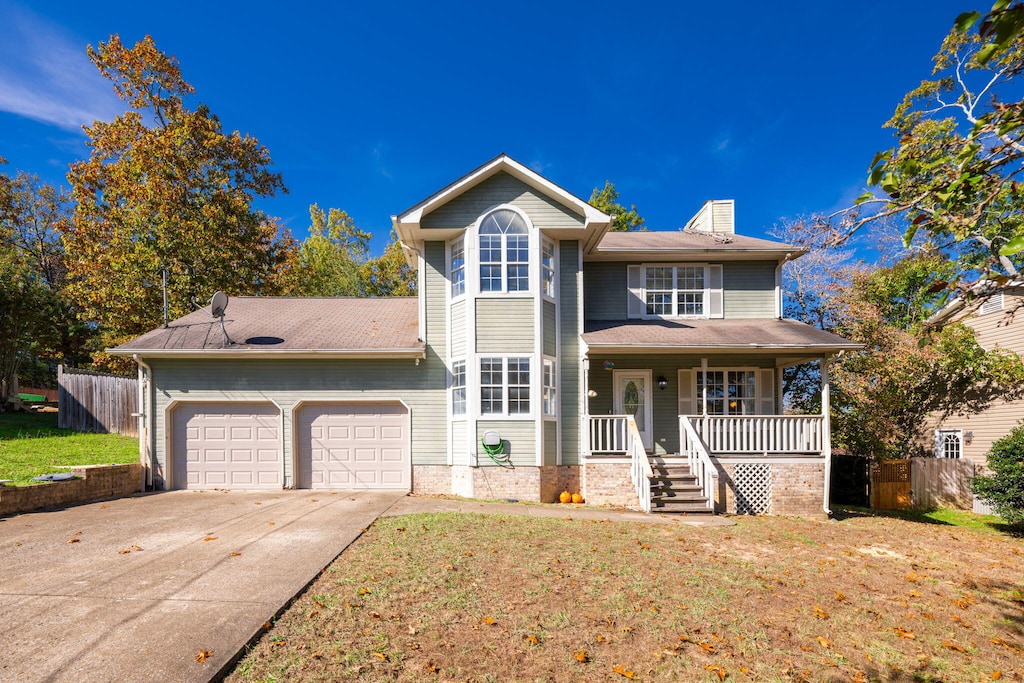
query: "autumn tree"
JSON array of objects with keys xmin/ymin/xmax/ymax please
[
  {"xmin": 589, "ymin": 181, "xmax": 645, "ymax": 231},
  {"xmin": 360, "ymin": 232, "xmax": 417, "ymax": 297},
  {"xmin": 288, "ymin": 205, "xmax": 371, "ymax": 296},
  {"xmin": 837, "ymin": 1, "xmax": 1024, "ymax": 290},
  {"xmin": 62, "ymin": 35, "xmax": 296, "ymax": 366}
]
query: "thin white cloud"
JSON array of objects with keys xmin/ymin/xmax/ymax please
[{"xmin": 0, "ymin": 2, "xmax": 121, "ymax": 131}]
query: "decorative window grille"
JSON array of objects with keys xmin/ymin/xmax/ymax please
[
  {"xmin": 734, "ymin": 463, "xmax": 772, "ymax": 515},
  {"xmin": 935, "ymin": 429, "xmax": 963, "ymax": 459},
  {"xmin": 478, "ymin": 208, "xmax": 529, "ymax": 293}
]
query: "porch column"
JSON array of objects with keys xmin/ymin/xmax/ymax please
[
  {"xmin": 820, "ymin": 355, "xmax": 833, "ymax": 515},
  {"xmin": 581, "ymin": 356, "xmax": 590, "ymax": 457}
]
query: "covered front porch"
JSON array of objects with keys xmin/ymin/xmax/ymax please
[{"xmin": 578, "ymin": 319, "xmax": 860, "ymax": 517}]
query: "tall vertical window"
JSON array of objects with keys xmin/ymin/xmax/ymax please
[
  {"xmin": 542, "ymin": 359, "xmax": 557, "ymax": 416},
  {"xmin": 542, "ymin": 240, "xmax": 555, "ymax": 298},
  {"xmin": 450, "ymin": 238, "xmax": 465, "ymax": 297},
  {"xmin": 451, "ymin": 360, "xmax": 466, "ymax": 415},
  {"xmin": 478, "ymin": 208, "xmax": 529, "ymax": 293},
  {"xmin": 479, "ymin": 357, "xmax": 531, "ymax": 416},
  {"xmin": 697, "ymin": 370, "xmax": 756, "ymax": 415}
]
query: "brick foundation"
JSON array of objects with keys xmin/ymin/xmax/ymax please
[
  {"xmin": 583, "ymin": 460, "xmax": 640, "ymax": 509},
  {"xmin": 0, "ymin": 464, "xmax": 143, "ymax": 517},
  {"xmin": 714, "ymin": 460, "xmax": 826, "ymax": 519},
  {"xmin": 411, "ymin": 465, "xmax": 452, "ymax": 495},
  {"xmin": 471, "ymin": 466, "xmax": 543, "ymax": 502},
  {"xmin": 539, "ymin": 465, "xmax": 582, "ymax": 504}
]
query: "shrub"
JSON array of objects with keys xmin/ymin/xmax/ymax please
[{"xmin": 972, "ymin": 421, "xmax": 1024, "ymax": 526}]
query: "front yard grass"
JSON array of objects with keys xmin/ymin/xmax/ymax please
[
  {"xmin": 0, "ymin": 411, "xmax": 138, "ymax": 485},
  {"xmin": 229, "ymin": 509, "xmax": 1024, "ymax": 682}
]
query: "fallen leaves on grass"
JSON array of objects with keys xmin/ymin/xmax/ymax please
[
  {"xmin": 813, "ymin": 605, "xmax": 829, "ymax": 619},
  {"xmin": 613, "ymin": 663, "xmax": 638, "ymax": 679},
  {"xmin": 943, "ymin": 641, "xmax": 968, "ymax": 653},
  {"xmin": 203, "ymin": 536, "xmax": 217, "ymax": 542},
  {"xmin": 816, "ymin": 636, "xmax": 832, "ymax": 649},
  {"xmin": 524, "ymin": 635, "xmax": 540, "ymax": 646},
  {"xmin": 573, "ymin": 650, "xmax": 590, "ymax": 663},
  {"xmin": 893, "ymin": 627, "xmax": 915, "ymax": 639},
  {"xmin": 117, "ymin": 545, "xmax": 142, "ymax": 554},
  {"xmin": 481, "ymin": 616, "xmax": 496, "ymax": 625},
  {"xmin": 705, "ymin": 664, "xmax": 727, "ymax": 680},
  {"xmin": 194, "ymin": 650, "xmax": 212, "ymax": 663}
]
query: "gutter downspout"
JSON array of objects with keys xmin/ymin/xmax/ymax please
[{"xmin": 133, "ymin": 354, "xmax": 155, "ymax": 490}]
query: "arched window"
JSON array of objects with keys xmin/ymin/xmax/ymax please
[{"xmin": 478, "ymin": 208, "xmax": 530, "ymax": 293}]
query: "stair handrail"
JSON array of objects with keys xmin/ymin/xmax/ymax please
[
  {"xmin": 626, "ymin": 416, "xmax": 653, "ymax": 513},
  {"xmin": 679, "ymin": 416, "xmax": 718, "ymax": 513}
]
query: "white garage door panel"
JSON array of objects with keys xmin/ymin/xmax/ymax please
[
  {"xmin": 297, "ymin": 403, "xmax": 410, "ymax": 490},
  {"xmin": 172, "ymin": 404, "xmax": 282, "ymax": 490}
]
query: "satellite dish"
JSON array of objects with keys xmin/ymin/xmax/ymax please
[{"xmin": 210, "ymin": 291, "xmax": 229, "ymax": 318}]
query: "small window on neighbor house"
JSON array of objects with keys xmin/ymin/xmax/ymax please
[
  {"xmin": 936, "ymin": 429, "xmax": 963, "ymax": 459},
  {"xmin": 451, "ymin": 360, "xmax": 466, "ymax": 416},
  {"xmin": 451, "ymin": 238, "xmax": 465, "ymax": 297},
  {"xmin": 542, "ymin": 240, "xmax": 555, "ymax": 298}
]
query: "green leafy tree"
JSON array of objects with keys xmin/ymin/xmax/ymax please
[
  {"xmin": 588, "ymin": 181, "xmax": 645, "ymax": 232},
  {"xmin": 829, "ymin": 258, "xmax": 1024, "ymax": 459},
  {"xmin": 359, "ymin": 232, "xmax": 417, "ymax": 296},
  {"xmin": 62, "ymin": 35, "xmax": 296, "ymax": 368},
  {"xmin": 290, "ymin": 205, "xmax": 371, "ymax": 296},
  {"xmin": 972, "ymin": 420, "xmax": 1024, "ymax": 525},
  {"xmin": 839, "ymin": 1, "xmax": 1024, "ymax": 286}
]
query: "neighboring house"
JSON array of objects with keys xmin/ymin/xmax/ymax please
[
  {"xmin": 923, "ymin": 284, "xmax": 1024, "ymax": 470},
  {"xmin": 111, "ymin": 155, "xmax": 859, "ymax": 517}
]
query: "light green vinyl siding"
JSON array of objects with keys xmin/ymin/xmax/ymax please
[
  {"xmin": 149, "ymin": 356, "xmax": 445, "ymax": 489},
  {"xmin": 477, "ymin": 420, "xmax": 535, "ymax": 466},
  {"xmin": 583, "ymin": 262, "xmax": 627, "ymax": 320},
  {"xmin": 543, "ymin": 300, "xmax": 557, "ymax": 356},
  {"xmin": 421, "ymin": 172, "xmax": 585, "ymax": 231},
  {"xmin": 424, "ymin": 241, "xmax": 447, "ymax": 358},
  {"xmin": 543, "ymin": 420, "xmax": 558, "ymax": 466},
  {"xmin": 723, "ymin": 261, "xmax": 777, "ymax": 318},
  {"xmin": 476, "ymin": 299, "xmax": 534, "ymax": 353},
  {"xmin": 451, "ymin": 300, "xmax": 466, "ymax": 358},
  {"xmin": 586, "ymin": 354, "xmax": 777, "ymax": 455},
  {"xmin": 559, "ymin": 241, "xmax": 581, "ymax": 465}
]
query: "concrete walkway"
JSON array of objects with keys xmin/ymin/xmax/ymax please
[
  {"xmin": 384, "ymin": 495, "xmax": 735, "ymax": 526},
  {"xmin": 0, "ymin": 490, "xmax": 403, "ymax": 683}
]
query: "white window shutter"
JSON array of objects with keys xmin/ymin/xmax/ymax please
[
  {"xmin": 757, "ymin": 368, "xmax": 775, "ymax": 415},
  {"xmin": 677, "ymin": 369, "xmax": 696, "ymax": 415},
  {"xmin": 627, "ymin": 265, "xmax": 645, "ymax": 319},
  {"xmin": 708, "ymin": 264, "xmax": 724, "ymax": 318}
]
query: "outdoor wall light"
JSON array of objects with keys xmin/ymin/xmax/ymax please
[{"xmin": 657, "ymin": 375, "xmax": 668, "ymax": 390}]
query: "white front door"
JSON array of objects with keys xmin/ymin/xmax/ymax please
[{"xmin": 613, "ymin": 370, "xmax": 653, "ymax": 451}]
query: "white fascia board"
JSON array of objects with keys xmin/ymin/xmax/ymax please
[
  {"xmin": 107, "ymin": 348, "xmax": 427, "ymax": 360},
  {"xmin": 581, "ymin": 343, "xmax": 863, "ymax": 355}
]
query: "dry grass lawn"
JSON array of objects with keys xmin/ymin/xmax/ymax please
[{"xmin": 228, "ymin": 508, "xmax": 1023, "ymax": 682}]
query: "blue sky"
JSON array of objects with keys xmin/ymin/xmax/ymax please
[{"xmin": 0, "ymin": 0, "xmax": 971, "ymax": 255}]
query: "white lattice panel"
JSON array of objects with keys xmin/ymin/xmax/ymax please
[{"xmin": 734, "ymin": 463, "xmax": 771, "ymax": 515}]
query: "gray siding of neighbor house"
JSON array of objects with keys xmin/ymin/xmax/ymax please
[
  {"xmin": 544, "ymin": 420, "xmax": 558, "ymax": 466},
  {"xmin": 583, "ymin": 262, "xmax": 627, "ymax": 321},
  {"xmin": 560, "ymin": 241, "xmax": 581, "ymax": 465},
  {"xmin": 149, "ymin": 357, "xmax": 446, "ymax": 489},
  {"xmin": 582, "ymin": 260, "xmax": 779, "ymax": 320},
  {"xmin": 586, "ymin": 354, "xmax": 777, "ymax": 455},
  {"xmin": 476, "ymin": 299, "xmax": 534, "ymax": 354},
  {"xmin": 723, "ymin": 261, "xmax": 777, "ymax": 318},
  {"xmin": 421, "ymin": 172, "xmax": 585, "ymax": 231},
  {"xmin": 477, "ymin": 420, "xmax": 535, "ymax": 466},
  {"xmin": 543, "ymin": 300, "xmax": 557, "ymax": 357},
  {"xmin": 451, "ymin": 299, "xmax": 466, "ymax": 359}
]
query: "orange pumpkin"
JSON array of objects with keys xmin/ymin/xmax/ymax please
[
  {"xmin": 571, "ymin": 493, "xmax": 584, "ymax": 504},
  {"xmin": 559, "ymin": 490, "xmax": 572, "ymax": 503}
]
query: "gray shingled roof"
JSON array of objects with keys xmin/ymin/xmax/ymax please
[
  {"xmin": 594, "ymin": 231, "xmax": 799, "ymax": 253},
  {"xmin": 583, "ymin": 318, "xmax": 860, "ymax": 352},
  {"xmin": 110, "ymin": 297, "xmax": 424, "ymax": 357}
]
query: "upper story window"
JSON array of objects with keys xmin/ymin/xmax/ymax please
[
  {"xmin": 451, "ymin": 360, "xmax": 466, "ymax": 416},
  {"xmin": 451, "ymin": 237, "xmax": 465, "ymax": 298},
  {"xmin": 479, "ymin": 208, "xmax": 529, "ymax": 293},
  {"xmin": 628, "ymin": 263, "xmax": 723, "ymax": 319},
  {"xmin": 542, "ymin": 240, "xmax": 555, "ymax": 298}
]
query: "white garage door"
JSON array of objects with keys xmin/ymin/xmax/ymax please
[
  {"xmin": 172, "ymin": 403, "xmax": 282, "ymax": 490},
  {"xmin": 296, "ymin": 403, "xmax": 410, "ymax": 490}
]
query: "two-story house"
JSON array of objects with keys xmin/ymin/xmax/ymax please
[{"xmin": 112, "ymin": 155, "xmax": 859, "ymax": 517}]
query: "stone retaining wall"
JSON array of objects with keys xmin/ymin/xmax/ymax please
[{"xmin": 0, "ymin": 464, "xmax": 143, "ymax": 517}]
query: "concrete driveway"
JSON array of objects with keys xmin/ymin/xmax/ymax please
[{"xmin": 0, "ymin": 489, "xmax": 403, "ymax": 683}]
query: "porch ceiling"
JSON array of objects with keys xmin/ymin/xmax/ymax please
[{"xmin": 581, "ymin": 318, "xmax": 862, "ymax": 355}]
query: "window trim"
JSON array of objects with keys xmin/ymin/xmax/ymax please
[
  {"xmin": 473, "ymin": 205, "xmax": 535, "ymax": 296},
  {"xmin": 629, "ymin": 263, "xmax": 722, "ymax": 320},
  {"xmin": 449, "ymin": 236, "xmax": 466, "ymax": 299},
  {"xmin": 542, "ymin": 357, "xmax": 557, "ymax": 418},
  {"xmin": 679, "ymin": 366, "xmax": 774, "ymax": 416},
  {"xmin": 935, "ymin": 428, "xmax": 963, "ymax": 459},
  {"xmin": 478, "ymin": 356, "xmax": 533, "ymax": 417},
  {"xmin": 450, "ymin": 359, "xmax": 466, "ymax": 417},
  {"xmin": 541, "ymin": 239, "xmax": 556, "ymax": 300}
]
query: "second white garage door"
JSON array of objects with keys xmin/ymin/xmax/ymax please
[{"xmin": 296, "ymin": 403, "xmax": 410, "ymax": 490}]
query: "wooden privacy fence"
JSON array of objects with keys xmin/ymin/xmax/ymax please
[
  {"xmin": 58, "ymin": 365, "xmax": 139, "ymax": 437},
  {"xmin": 871, "ymin": 458, "xmax": 976, "ymax": 510}
]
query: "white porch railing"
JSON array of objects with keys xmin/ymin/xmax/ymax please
[
  {"xmin": 588, "ymin": 415, "xmax": 630, "ymax": 454},
  {"xmin": 625, "ymin": 416, "xmax": 653, "ymax": 513},
  {"xmin": 679, "ymin": 417, "xmax": 718, "ymax": 512},
  {"xmin": 686, "ymin": 415, "xmax": 824, "ymax": 454}
]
